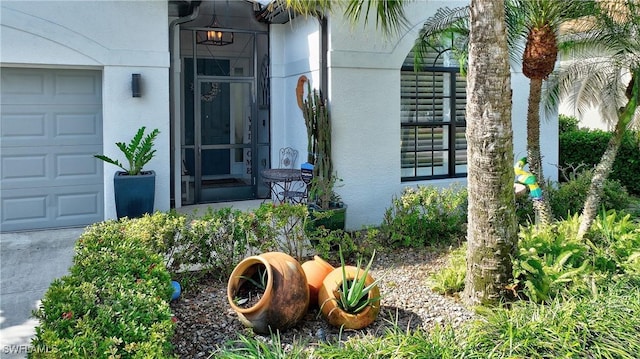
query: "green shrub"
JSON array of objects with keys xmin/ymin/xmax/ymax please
[
  {"xmin": 173, "ymin": 207, "xmax": 269, "ymax": 277},
  {"xmin": 512, "ymin": 216, "xmax": 590, "ymax": 302},
  {"xmin": 30, "ymin": 220, "xmax": 176, "ymax": 358},
  {"xmin": 120, "ymin": 210, "xmax": 186, "ymax": 255},
  {"xmin": 515, "ymin": 168, "xmax": 632, "ymax": 224},
  {"xmin": 559, "ymin": 127, "xmax": 640, "ymax": 194},
  {"xmin": 431, "ymin": 208, "xmax": 640, "ymax": 303},
  {"xmin": 429, "ymin": 244, "xmax": 467, "ymax": 296},
  {"xmin": 381, "ymin": 185, "xmax": 467, "ymax": 247},
  {"xmin": 548, "ymin": 169, "xmax": 631, "ymax": 220},
  {"xmin": 587, "ymin": 210, "xmax": 640, "ymax": 275},
  {"xmin": 558, "ymin": 114, "xmax": 579, "ymax": 133},
  {"xmin": 512, "ymin": 210, "xmax": 640, "ymax": 303},
  {"xmin": 253, "ymin": 203, "xmax": 311, "ymax": 262}
]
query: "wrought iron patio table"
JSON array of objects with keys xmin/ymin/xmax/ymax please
[{"xmin": 261, "ymin": 168, "xmax": 307, "ymax": 204}]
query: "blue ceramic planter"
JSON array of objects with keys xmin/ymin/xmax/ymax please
[{"xmin": 113, "ymin": 170, "xmax": 155, "ymax": 219}]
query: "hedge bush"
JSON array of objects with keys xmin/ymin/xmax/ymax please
[
  {"xmin": 30, "ymin": 220, "xmax": 176, "ymax": 358},
  {"xmin": 559, "ymin": 127, "xmax": 640, "ymax": 195},
  {"xmin": 548, "ymin": 169, "xmax": 631, "ymax": 220},
  {"xmin": 381, "ymin": 184, "xmax": 468, "ymax": 247}
]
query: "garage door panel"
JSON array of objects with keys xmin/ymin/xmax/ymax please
[
  {"xmin": 1, "ymin": 69, "xmax": 100, "ymax": 105},
  {"xmin": 1, "ymin": 112, "xmax": 46, "ymax": 139},
  {"xmin": 55, "ymin": 110, "xmax": 101, "ymax": 141},
  {"xmin": 54, "ymin": 73, "xmax": 101, "ymax": 102},
  {"xmin": 1, "ymin": 71, "xmax": 46, "ymax": 98},
  {"xmin": 57, "ymin": 152, "xmax": 101, "ymax": 177},
  {"xmin": 57, "ymin": 191, "xmax": 101, "ymax": 217},
  {"xmin": 2, "ymin": 149, "xmax": 49, "ymax": 184},
  {"xmin": 1, "ymin": 194, "xmax": 47, "ymax": 222},
  {"xmin": 1, "ymin": 67, "xmax": 103, "ymax": 232},
  {"xmin": 1, "ymin": 185, "xmax": 102, "ymax": 232},
  {"xmin": 1, "ymin": 145, "xmax": 102, "ymax": 189},
  {"xmin": 1, "ymin": 105, "xmax": 101, "ymax": 147}
]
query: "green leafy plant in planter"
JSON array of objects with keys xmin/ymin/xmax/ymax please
[
  {"xmin": 95, "ymin": 126, "xmax": 159, "ymax": 175},
  {"xmin": 94, "ymin": 126, "xmax": 160, "ymax": 218},
  {"xmin": 235, "ymin": 266, "xmax": 268, "ymax": 307},
  {"xmin": 317, "ymin": 247, "xmax": 381, "ymax": 329},
  {"xmin": 297, "ymin": 76, "xmax": 346, "ymax": 231},
  {"xmin": 335, "ymin": 249, "xmax": 381, "ymax": 314}
]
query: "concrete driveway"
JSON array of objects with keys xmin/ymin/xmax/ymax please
[{"xmin": 1, "ymin": 227, "xmax": 83, "ymax": 359}]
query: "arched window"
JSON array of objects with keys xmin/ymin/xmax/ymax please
[{"xmin": 400, "ymin": 48, "xmax": 467, "ymax": 181}]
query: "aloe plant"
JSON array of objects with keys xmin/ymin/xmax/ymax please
[
  {"xmin": 94, "ymin": 126, "xmax": 159, "ymax": 175},
  {"xmin": 238, "ymin": 266, "xmax": 268, "ymax": 291},
  {"xmin": 334, "ymin": 247, "xmax": 381, "ymax": 314}
]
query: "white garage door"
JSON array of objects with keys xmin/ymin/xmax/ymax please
[{"xmin": 1, "ymin": 68, "xmax": 103, "ymax": 232}]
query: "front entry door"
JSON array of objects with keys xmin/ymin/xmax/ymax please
[
  {"xmin": 182, "ymin": 78, "xmax": 255, "ymax": 203},
  {"xmin": 199, "ymin": 79, "xmax": 254, "ymax": 202}
]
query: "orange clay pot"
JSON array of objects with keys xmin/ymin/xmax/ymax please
[
  {"xmin": 227, "ymin": 252, "xmax": 309, "ymax": 334},
  {"xmin": 317, "ymin": 266, "xmax": 381, "ymax": 329},
  {"xmin": 301, "ymin": 255, "xmax": 335, "ymax": 307}
]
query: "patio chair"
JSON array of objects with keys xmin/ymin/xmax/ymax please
[
  {"xmin": 278, "ymin": 147, "xmax": 307, "ymax": 204},
  {"xmin": 279, "ymin": 147, "xmax": 298, "ymax": 169}
]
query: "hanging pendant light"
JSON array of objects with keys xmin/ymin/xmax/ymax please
[{"xmin": 196, "ymin": 3, "xmax": 234, "ymax": 46}]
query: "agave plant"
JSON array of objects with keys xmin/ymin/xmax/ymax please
[
  {"xmin": 331, "ymin": 247, "xmax": 381, "ymax": 314},
  {"xmin": 94, "ymin": 126, "xmax": 160, "ymax": 175}
]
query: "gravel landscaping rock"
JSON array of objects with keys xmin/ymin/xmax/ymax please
[{"xmin": 170, "ymin": 247, "xmax": 474, "ymax": 357}]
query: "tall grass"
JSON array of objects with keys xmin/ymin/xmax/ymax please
[
  {"xmin": 231, "ymin": 279, "xmax": 639, "ymax": 358},
  {"xmin": 460, "ymin": 279, "xmax": 640, "ymax": 358}
]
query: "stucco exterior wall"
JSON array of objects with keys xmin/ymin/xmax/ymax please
[
  {"xmin": 271, "ymin": 1, "xmax": 559, "ymax": 229},
  {"xmin": 270, "ymin": 17, "xmax": 322, "ymax": 164},
  {"xmin": 1, "ymin": 1, "xmax": 171, "ymax": 220}
]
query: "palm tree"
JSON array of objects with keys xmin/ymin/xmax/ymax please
[
  {"xmin": 279, "ymin": 0, "xmax": 517, "ymax": 305},
  {"xmin": 416, "ymin": 0, "xmax": 599, "ymax": 226},
  {"xmin": 545, "ymin": 1, "xmax": 640, "ymax": 239},
  {"xmin": 510, "ymin": 0, "xmax": 599, "ymax": 226},
  {"xmin": 463, "ymin": 0, "xmax": 518, "ymax": 306}
]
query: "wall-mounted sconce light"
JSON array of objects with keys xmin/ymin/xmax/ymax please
[{"xmin": 131, "ymin": 73, "xmax": 141, "ymax": 97}]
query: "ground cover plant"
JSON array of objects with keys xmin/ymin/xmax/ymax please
[
  {"xmin": 380, "ymin": 184, "xmax": 467, "ymax": 247},
  {"xmin": 212, "ymin": 185, "xmax": 640, "ymax": 358},
  {"xmin": 31, "ymin": 183, "xmax": 640, "ymax": 358}
]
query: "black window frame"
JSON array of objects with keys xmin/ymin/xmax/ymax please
[{"xmin": 400, "ymin": 59, "xmax": 467, "ymax": 182}]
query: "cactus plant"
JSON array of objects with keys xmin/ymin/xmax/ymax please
[{"xmin": 297, "ymin": 76, "xmax": 338, "ymax": 209}]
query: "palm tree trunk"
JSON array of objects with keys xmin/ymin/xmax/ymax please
[
  {"xmin": 463, "ymin": 0, "xmax": 518, "ymax": 306},
  {"xmin": 526, "ymin": 78, "xmax": 553, "ymax": 225},
  {"xmin": 578, "ymin": 74, "xmax": 639, "ymax": 238}
]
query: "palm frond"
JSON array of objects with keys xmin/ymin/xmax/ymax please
[
  {"xmin": 546, "ymin": 0, "xmax": 640, "ymax": 128},
  {"xmin": 279, "ymin": 0, "xmax": 331, "ymax": 18},
  {"xmin": 544, "ymin": 57, "xmax": 631, "ymax": 125},
  {"xmin": 413, "ymin": 6, "xmax": 469, "ymax": 71},
  {"xmin": 343, "ymin": 0, "xmax": 409, "ymax": 36}
]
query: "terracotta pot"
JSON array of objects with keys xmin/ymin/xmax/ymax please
[
  {"xmin": 227, "ymin": 252, "xmax": 309, "ymax": 334},
  {"xmin": 318, "ymin": 266, "xmax": 381, "ymax": 329},
  {"xmin": 301, "ymin": 255, "xmax": 335, "ymax": 306}
]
